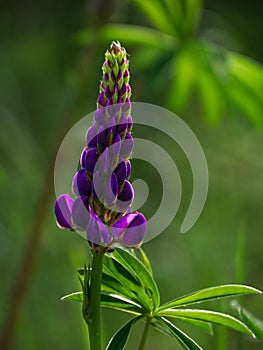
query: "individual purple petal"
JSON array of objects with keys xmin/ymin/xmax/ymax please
[
  {"xmin": 98, "ymin": 148, "xmax": 110, "ymax": 173},
  {"xmin": 110, "ymin": 133, "xmax": 121, "ymax": 158},
  {"xmin": 72, "ymin": 169, "xmax": 91, "ymax": 196},
  {"xmin": 86, "ymin": 125, "xmax": 97, "ymax": 148},
  {"xmin": 92, "ymin": 171, "xmax": 103, "ymax": 201},
  {"xmin": 97, "ymin": 126, "xmax": 107, "ymax": 149},
  {"xmin": 105, "ymin": 173, "xmax": 118, "ymax": 206},
  {"xmin": 94, "ymin": 108, "xmax": 106, "ymax": 125},
  {"xmin": 80, "ymin": 147, "xmax": 88, "ymax": 168},
  {"xmin": 82, "ymin": 147, "xmax": 98, "ymax": 173},
  {"xmin": 54, "ymin": 194, "xmax": 74, "ymax": 230},
  {"xmin": 127, "ymin": 116, "xmax": 132, "ymax": 131},
  {"xmin": 72, "ymin": 196, "xmax": 90, "ymax": 230},
  {"xmin": 117, "ymin": 114, "xmax": 128, "ymax": 134},
  {"xmin": 97, "ymin": 92, "xmax": 106, "ymax": 108},
  {"xmin": 114, "ymin": 159, "xmax": 127, "ymax": 183},
  {"xmin": 112, "ymin": 212, "xmax": 146, "ymax": 248},
  {"xmin": 126, "ymin": 161, "xmax": 131, "ymax": 179},
  {"xmin": 120, "ymin": 132, "xmax": 133, "ymax": 159},
  {"xmin": 87, "ymin": 210, "xmax": 111, "ymax": 246},
  {"xmin": 120, "ymin": 82, "xmax": 127, "ymax": 97},
  {"xmin": 117, "ymin": 180, "xmax": 134, "ymax": 211}
]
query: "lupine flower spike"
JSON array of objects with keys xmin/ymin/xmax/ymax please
[{"xmin": 54, "ymin": 41, "xmax": 147, "ymax": 250}]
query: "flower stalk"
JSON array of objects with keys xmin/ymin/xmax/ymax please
[{"xmin": 82, "ymin": 250, "xmax": 105, "ymax": 350}]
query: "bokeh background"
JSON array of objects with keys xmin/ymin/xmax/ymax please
[{"xmin": 0, "ymin": 0, "xmax": 262, "ymax": 349}]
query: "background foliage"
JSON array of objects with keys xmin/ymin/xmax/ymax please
[{"xmin": 0, "ymin": 0, "xmax": 262, "ymax": 349}]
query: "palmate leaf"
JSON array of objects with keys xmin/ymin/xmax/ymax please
[
  {"xmin": 106, "ymin": 316, "xmax": 141, "ymax": 350},
  {"xmin": 156, "ymin": 317, "xmax": 203, "ymax": 350},
  {"xmin": 103, "ymin": 254, "xmax": 152, "ymax": 312},
  {"xmin": 232, "ymin": 301, "xmax": 263, "ymax": 341},
  {"xmin": 157, "ymin": 309, "xmax": 255, "ymax": 336},
  {"xmin": 158, "ymin": 284, "xmax": 261, "ymax": 310},
  {"xmin": 112, "ymin": 248, "xmax": 160, "ymax": 311},
  {"xmin": 78, "ymin": 268, "xmax": 146, "ymax": 309},
  {"xmin": 61, "ymin": 291, "xmax": 142, "ymax": 315}
]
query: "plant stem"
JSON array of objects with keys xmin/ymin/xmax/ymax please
[
  {"xmin": 83, "ymin": 250, "xmax": 105, "ymax": 350},
  {"xmin": 138, "ymin": 317, "xmax": 151, "ymax": 350}
]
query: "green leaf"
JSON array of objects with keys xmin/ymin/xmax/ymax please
[
  {"xmin": 173, "ymin": 316, "xmax": 213, "ymax": 335},
  {"xmin": 100, "ymin": 294, "xmax": 142, "ymax": 315},
  {"xmin": 132, "ymin": 0, "xmax": 175, "ymax": 35},
  {"xmin": 168, "ymin": 48, "xmax": 197, "ymax": 111},
  {"xmin": 158, "ymin": 284, "xmax": 261, "ymax": 310},
  {"xmin": 232, "ymin": 301, "xmax": 263, "ymax": 341},
  {"xmin": 157, "ymin": 309, "xmax": 255, "ymax": 336},
  {"xmin": 106, "ymin": 316, "xmax": 141, "ymax": 350},
  {"xmin": 75, "ymin": 25, "xmax": 177, "ymax": 51},
  {"xmin": 103, "ymin": 253, "xmax": 153, "ymax": 312},
  {"xmin": 61, "ymin": 291, "xmax": 142, "ymax": 315},
  {"xmin": 156, "ymin": 317, "xmax": 203, "ymax": 350},
  {"xmin": 61, "ymin": 291, "xmax": 83, "ymax": 302},
  {"xmin": 136, "ymin": 248, "xmax": 153, "ymax": 275},
  {"xmin": 182, "ymin": 0, "xmax": 202, "ymax": 36},
  {"xmin": 112, "ymin": 248, "xmax": 160, "ymax": 311}
]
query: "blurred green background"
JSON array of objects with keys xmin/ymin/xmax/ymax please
[{"xmin": 0, "ymin": 0, "xmax": 262, "ymax": 349}]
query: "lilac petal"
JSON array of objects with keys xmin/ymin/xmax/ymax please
[
  {"xmin": 97, "ymin": 92, "xmax": 106, "ymax": 108},
  {"xmin": 72, "ymin": 196, "xmax": 90, "ymax": 230},
  {"xmin": 118, "ymin": 114, "xmax": 128, "ymax": 134},
  {"xmin": 127, "ymin": 116, "xmax": 132, "ymax": 131},
  {"xmin": 105, "ymin": 173, "xmax": 118, "ymax": 206},
  {"xmin": 120, "ymin": 132, "xmax": 133, "ymax": 159},
  {"xmin": 117, "ymin": 180, "xmax": 134, "ymax": 211},
  {"xmin": 80, "ymin": 147, "xmax": 89, "ymax": 168},
  {"xmin": 83, "ymin": 147, "xmax": 98, "ymax": 173},
  {"xmin": 72, "ymin": 169, "xmax": 91, "ymax": 196},
  {"xmin": 99, "ymin": 148, "xmax": 110, "ymax": 173},
  {"xmin": 97, "ymin": 126, "xmax": 107, "ymax": 149},
  {"xmin": 126, "ymin": 161, "xmax": 131, "ymax": 179},
  {"xmin": 86, "ymin": 125, "xmax": 97, "ymax": 148},
  {"xmin": 54, "ymin": 194, "xmax": 74, "ymax": 230},
  {"xmin": 94, "ymin": 108, "xmax": 106, "ymax": 125},
  {"xmin": 114, "ymin": 160, "xmax": 127, "ymax": 183},
  {"xmin": 112, "ymin": 212, "xmax": 147, "ymax": 248},
  {"xmin": 110, "ymin": 133, "xmax": 121, "ymax": 158},
  {"xmin": 92, "ymin": 170, "xmax": 104, "ymax": 200},
  {"xmin": 87, "ymin": 210, "xmax": 111, "ymax": 246}
]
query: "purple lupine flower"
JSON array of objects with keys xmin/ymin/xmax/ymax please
[{"xmin": 54, "ymin": 41, "xmax": 147, "ymax": 249}]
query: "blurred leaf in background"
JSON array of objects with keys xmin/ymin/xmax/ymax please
[{"xmin": 77, "ymin": 0, "xmax": 263, "ymax": 126}]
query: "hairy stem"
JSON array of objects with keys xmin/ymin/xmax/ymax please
[
  {"xmin": 138, "ymin": 317, "xmax": 151, "ymax": 350},
  {"xmin": 83, "ymin": 250, "xmax": 105, "ymax": 350}
]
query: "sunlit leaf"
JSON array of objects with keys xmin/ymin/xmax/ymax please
[
  {"xmin": 61, "ymin": 291, "xmax": 142, "ymax": 315},
  {"xmin": 173, "ymin": 316, "xmax": 213, "ymax": 335},
  {"xmin": 75, "ymin": 25, "xmax": 177, "ymax": 51},
  {"xmin": 61, "ymin": 291, "xmax": 83, "ymax": 302},
  {"xmin": 106, "ymin": 316, "xmax": 141, "ymax": 350},
  {"xmin": 132, "ymin": 0, "xmax": 175, "ymax": 35},
  {"xmin": 232, "ymin": 301, "xmax": 263, "ymax": 341},
  {"xmin": 156, "ymin": 317, "xmax": 203, "ymax": 350},
  {"xmin": 158, "ymin": 284, "xmax": 261, "ymax": 310},
  {"xmin": 136, "ymin": 248, "xmax": 153, "ymax": 274},
  {"xmin": 168, "ymin": 48, "xmax": 197, "ymax": 111},
  {"xmin": 183, "ymin": 0, "xmax": 202, "ymax": 36},
  {"xmin": 103, "ymin": 253, "xmax": 153, "ymax": 312},
  {"xmin": 112, "ymin": 248, "xmax": 160, "ymax": 311},
  {"xmin": 157, "ymin": 309, "xmax": 255, "ymax": 336},
  {"xmin": 100, "ymin": 294, "xmax": 142, "ymax": 315}
]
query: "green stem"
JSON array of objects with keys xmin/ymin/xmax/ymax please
[
  {"xmin": 138, "ymin": 317, "xmax": 151, "ymax": 350},
  {"xmin": 83, "ymin": 250, "xmax": 105, "ymax": 350}
]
